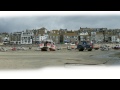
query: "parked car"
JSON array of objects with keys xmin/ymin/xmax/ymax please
[
  {"xmin": 76, "ymin": 41, "xmax": 93, "ymax": 51},
  {"xmin": 112, "ymin": 44, "xmax": 120, "ymax": 50},
  {"xmin": 70, "ymin": 43, "xmax": 75, "ymax": 45},
  {"xmin": 67, "ymin": 43, "xmax": 76, "ymax": 49},
  {"xmin": 64, "ymin": 43, "xmax": 68, "ymax": 45}
]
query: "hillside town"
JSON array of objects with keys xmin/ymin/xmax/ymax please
[
  {"xmin": 0, "ymin": 26, "xmax": 120, "ymax": 69},
  {"xmin": 0, "ymin": 27, "xmax": 120, "ymax": 45}
]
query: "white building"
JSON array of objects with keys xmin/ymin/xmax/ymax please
[
  {"xmin": 3, "ymin": 37, "xmax": 9, "ymax": 41},
  {"xmin": 21, "ymin": 31, "xmax": 34, "ymax": 44},
  {"xmin": 111, "ymin": 36, "xmax": 116, "ymax": 43},
  {"xmin": 33, "ymin": 34, "xmax": 49, "ymax": 44},
  {"xmin": 116, "ymin": 38, "xmax": 120, "ymax": 43},
  {"xmin": 3, "ymin": 37, "xmax": 10, "ymax": 44}
]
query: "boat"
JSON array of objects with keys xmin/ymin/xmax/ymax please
[
  {"xmin": 112, "ymin": 44, "xmax": 120, "ymax": 50},
  {"xmin": 39, "ymin": 40, "xmax": 56, "ymax": 51}
]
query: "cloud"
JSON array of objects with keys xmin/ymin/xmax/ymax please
[{"xmin": 0, "ymin": 15, "xmax": 120, "ymax": 33}]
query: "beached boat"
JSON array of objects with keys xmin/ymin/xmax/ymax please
[
  {"xmin": 39, "ymin": 40, "xmax": 56, "ymax": 51},
  {"xmin": 112, "ymin": 44, "xmax": 120, "ymax": 50}
]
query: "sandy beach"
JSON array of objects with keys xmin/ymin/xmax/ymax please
[{"xmin": 0, "ymin": 46, "xmax": 119, "ymax": 70}]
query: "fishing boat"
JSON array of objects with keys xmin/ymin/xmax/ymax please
[{"xmin": 39, "ymin": 40, "xmax": 56, "ymax": 51}]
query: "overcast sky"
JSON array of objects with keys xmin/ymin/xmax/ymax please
[{"xmin": 0, "ymin": 15, "xmax": 120, "ymax": 33}]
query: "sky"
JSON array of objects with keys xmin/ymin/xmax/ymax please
[{"xmin": 1, "ymin": 11, "xmax": 120, "ymax": 33}]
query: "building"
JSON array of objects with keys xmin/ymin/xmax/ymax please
[
  {"xmin": 78, "ymin": 27, "xmax": 108, "ymax": 43},
  {"xmin": 95, "ymin": 31, "xmax": 105, "ymax": 43},
  {"xmin": 0, "ymin": 34, "xmax": 4, "ymax": 44},
  {"xmin": 9, "ymin": 32, "xmax": 22, "ymax": 45},
  {"xmin": 21, "ymin": 30, "xmax": 33, "ymax": 44},
  {"xmin": 64, "ymin": 30, "xmax": 78, "ymax": 43},
  {"xmin": 110, "ymin": 29, "xmax": 120, "ymax": 43},
  {"xmin": 78, "ymin": 27, "xmax": 91, "ymax": 42},
  {"xmin": 0, "ymin": 36, "xmax": 3, "ymax": 43},
  {"xmin": 0, "ymin": 32, "xmax": 10, "ymax": 45},
  {"xmin": 49, "ymin": 29, "xmax": 78, "ymax": 44},
  {"xmin": 49, "ymin": 30, "xmax": 60, "ymax": 44},
  {"xmin": 33, "ymin": 34, "xmax": 49, "ymax": 44},
  {"xmin": 32, "ymin": 27, "xmax": 49, "ymax": 44},
  {"xmin": 3, "ymin": 37, "xmax": 10, "ymax": 45},
  {"xmin": 59, "ymin": 29, "xmax": 67, "ymax": 43}
]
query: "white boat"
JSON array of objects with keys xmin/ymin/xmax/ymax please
[{"xmin": 112, "ymin": 44, "xmax": 120, "ymax": 50}]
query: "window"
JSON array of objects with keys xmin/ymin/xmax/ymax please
[
  {"xmin": 37, "ymin": 36, "xmax": 39, "ymax": 39},
  {"xmin": 72, "ymin": 36, "xmax": 74, "ymax": 38},
  {"xmin": 28, "ymin": 37, "xmax": 30, "ymax": 43}
]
